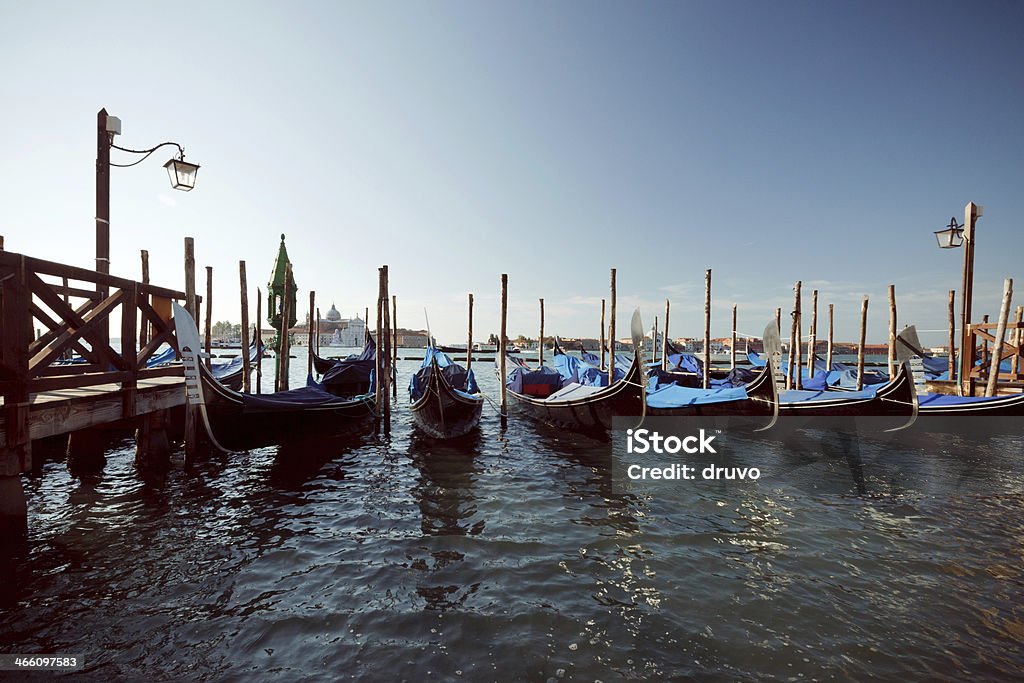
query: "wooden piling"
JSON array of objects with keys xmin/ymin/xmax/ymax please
[
  {"xmin": 662, "ymin": 299, "xmax": 670, "ymax": 371},
  {"xmin": 652, "ymin": 316, "xmax": 658, "ymax": 364},
  {"xmin": 986, "ymin": 278, "xmax": 1013, "ymax": 397},
  {"xmin": 703, "ymin": 269, "xmax": 711, "ymax": 389},
  {"xmin": 887, "ymin": 284, "xmax": 897, "ymax": 380},
  {"xmin": 140, "ymin": 250, "xmax": 150, "ymax": 347},
  {"xmin": 982, "ymin": 314, "xmax": 990, "ymax": 368},
  {"xmin": 239, "ymin": 261, "xmax": 251, "ymax": 393},
  {"xmin": 826, "ymin": 303, "xmax": 834, "ymax": 370},
  {"xmin": 794, "ymin": 281, "xmax": 802, "ymax": 390},
  {"xmin": 184, "ymin": 238, "xmax": 196, "ymax": 320},
  {"xmin": 808, "ymin": 290, "xmax": 818, "ymax": 377},
  {"xmin": 183, "ymin": 237, "xmax": 198, "ymax": 460},
  {"xmin": 609, "ymin": 269, "xmax": 617, "ymax": 383},
  {"xmin": 787, "ymin": 282, "xmax": 798, "ymax": 390},
  {"xmin": 375, "ymin": 271, "xmax": 383, "ymax": 419},
  {"xmin": 135, "ymin": 409, "xmax": 171, "ymax": 470},
  {"xmin": 730, "ymin": 303, "xmax": 737, "ymax": 370},
  {"xmin": 775, "ymin": 307, "xmax": 781, "ymax": 335},
  {"xmin": 316, "ymin": 307, "xmax": 321, "ymax": 355},
  {"xmin": 466, "ymin": 293, "xmax": 474, "ymax": 370},
  {"xmin": 857, "ymin": 296, "xmax": 868, "ymax": 391},
  {"xmin": 255, "ymin": 289, "xmax": 263, "ymax": 394},
  {"xmin": 600, "ymin": 299, "xmax": 606, "ymax": 369},
  {"xmin": 948, "ymin": 290, "xmax": 956, "ymax": 380},
  {"xmin": 1013, "ymin": 305, "xmax": 1023, "ymax": 376},
  {"xmin": 500, "ymin": 274, "xmax": 508, "ymax": 426},
  {"xmin": 538, "ymin": 298, "xmax": 545, "ymax": 367},
  {"xmin": 382, "ymin": 266, "xmax": 392, "ymax": 432},
  {"xmin": 392, "ymin": 294, "xmax": 398, "ymax": 400},
  {"xmin": 204, "ymin": 266, "xmax": 213, "ymax": 370},
  {"xmin": 307, "ymin": 290, "xmax": 316, "ymax": 378}
]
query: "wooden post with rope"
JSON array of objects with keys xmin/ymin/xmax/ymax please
[{"xmin": 857, "ymin": 296, "xmax": 868, "ymax": 391}]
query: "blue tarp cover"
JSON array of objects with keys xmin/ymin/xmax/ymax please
[
  {"xmin": 409, "ymin": 347, "xmax": 479, "ymax": 401},
  {"xmin": 646, "ymin": 383, "xmax": 749, "ymax": 409},
  {"xmin": 917, "ymin": 393, "xmax": 1006, "ymax": 407},
  {"xmin": 780, "ymin": 385, "xmax": 878, "ymax": 403}
]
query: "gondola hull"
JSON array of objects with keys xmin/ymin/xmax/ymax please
[
  {"xmin": 505, "ymin": 356, "xmax": 644, "ymax": 433},
  {"xmin": 198, "ymin": 367, "xmax": 376, "ymax": 451},
  {"xmin": 410, "ymin": 374, "xmax": 483, "ymax": 439},
  {"xmin": 778, "ymin": 364, "xmax": 915, "ymax": 418}
]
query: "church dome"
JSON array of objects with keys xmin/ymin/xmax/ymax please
[{"xmin": 326, "ymin": 304, "xmax": 342, "ymax": 322}]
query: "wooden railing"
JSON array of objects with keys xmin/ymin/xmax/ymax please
[
  {"xmin": 962, "ymin": 320, "xmax": 1024, "ymax": 395},
  {"xmin": 2, "ymin": 250, "xmax": 194, "ymax": 473}
]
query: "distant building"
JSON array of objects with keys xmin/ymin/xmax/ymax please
[{"xmin": 289, "ymin": 303, "xmax": 367, "ymax": 347}]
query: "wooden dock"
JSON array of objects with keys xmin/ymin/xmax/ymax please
[{"xmin": 1, "ymin": 249, "xmax": 192, "ymax": 483}]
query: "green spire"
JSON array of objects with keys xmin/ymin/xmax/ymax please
[{"xmin": 267, "ymin": 233, "xmax": 298, "ymax": 332}]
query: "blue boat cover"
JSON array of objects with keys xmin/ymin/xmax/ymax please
[
  {"xmin": 553, "ymin": 352, "xmax": 623, "ymax": 387},
  {"xmin": 917, "ymin": 392, "xmax": 1008, "ymax": 407},
  {"xmin": 646, "ymin": 383, "xmax": 749, "ymax": 409},
  {"xmin": 780, "ymin": 385, "xmax": 878, "ymax": 403},
  {"xmin": 409, "ymin": 347, "xmax": 479, "ymax": 401},
  {"xmin": 320, "ymin": 336, "xmax": 376, "ymax": 396},
  {"xmin": 147, "ymin": 345, "xmax": 178, "ymax": 367}
]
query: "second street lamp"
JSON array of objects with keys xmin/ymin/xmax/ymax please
[{"xmin": 935, "ymin": 202, "xmax": 983, "ymax": 395}]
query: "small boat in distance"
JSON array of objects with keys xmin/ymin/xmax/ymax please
[{"xmin": 409, "ymin": 347, "xmax": 483, "ymax": 439}]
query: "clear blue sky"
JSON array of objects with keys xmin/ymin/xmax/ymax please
[{"xmin": 2, "ymin": 1, "xmax": 1021, "ymax": 345}]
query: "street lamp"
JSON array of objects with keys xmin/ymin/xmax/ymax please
[
  {"xmin": 933, "ymin": 217, "xmax": 964, "ymax": 249},
  {"xmin": 936, "ymin": 202, "xmax": 983, "ymax": 394}
]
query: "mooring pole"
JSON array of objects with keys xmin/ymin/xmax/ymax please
[
  {"xmin": 239, "ymin": 261, "xmax": 251, "ymax": 393},
  {"xmin": 704, "ymin": 269, "xmax": 711, "ymax": 389},
  {"xmin": 140, "ymin": 250, "xmax": 150, "ymax": 347},
  {"xmin": 790, "ymin": 282, "xmax": 798, "ymax": 389},
  {"xmin": 662, "ymin": 299, "xmax": 670, "ymax": 371},
  {"xmin": 466, "ymin": 293, "xmax": 474, "ymax": 371},
  {"xmin": 857, "ymin": 296, "xmax": 868, "ymax": 391},
  {"xmin": 827, "ymin": 303, "xmax": 834, "ymax": 371},
  {"xmin": 278, "ymin": 264, "xmax": 293, "ymax": 391},
  {"xmin": 787, "ymin": 282, "xmax": 798, "ymax": 390},
  {"xmin": 382, "ymin": 266, "xmax": 391, "ymax": 433},
  {"xmin": 204, "ymin": 266, "xmax": 213, "ymax": 370},
  {"xmin": 986, "ymin": 278, "xmax": 1013, "ymax": 397},
  {"xmin": 730, "ymin": 303, "xmax": 737, "ymax": 371},
  {"xmin": 538, "ymin": 298, "xmax": 545, "ymax": 367},
  {"xmin": 948, "ymin": 290, "xmax": 956, "ymax": 380},
  {"xmin": 375, "ymin": 271, "xmax": 383, "ymax": 425},
  {"xmin": 808, "ymin": 290, "xmax": 818, "ymax": 377},
  {"xmin": 1013, "ymin": 305, "xmax": 1023, "ymax": 376},
  {"xmin": 307, "ymin": 290, "xmax": 316, "ymax": 378},
  {"xmin": 609, "ymin": 269, "xmax": 617, "ymax": 384},
  {"xmin": 392, "ymin": 294, "xmax": 398, "ymax": 400},
  {"xmin": 183, "ymin": 237, "xmax": 198, "ymax": 461},
  {"xmin": 500, "ymin": 273, "xmax": 508, "ymax": 428},
  {"xmin": 600, "ymin": 298, "xmax": 606, "ymax": 369},
  {"xmin": 888, "ymin": 284, "xmax": 897, "ymax": 380},
  {"xmin": 255, "ymin": 290, "xmax": 263, "ymax": 394}
]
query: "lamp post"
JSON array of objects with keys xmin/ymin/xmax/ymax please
[
  {"xmin": 934, "ymin": 202, "xmax": 982, "ymax": 395},
  {"xmin": 96, "ymin": 108, "xmax": 200, "ymax": 276},
  {"xmin": 95, "ymin": 108, "xmax": 199, "ymax": 347}
]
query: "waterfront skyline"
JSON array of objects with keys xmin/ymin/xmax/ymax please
[{"xmin": 2, "ymin": 1, "xmax": 1022, "ymax": 345}]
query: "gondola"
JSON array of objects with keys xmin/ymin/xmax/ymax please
[
  {"xmin": 409, "ymin": 347, "xmax": 483, "ymax": 439},
  {"xmin": 646, "ymin": 355, "xmax": 778, "ymax": 418},
  {"xmin": 173, "ymin": 303, "xmax": 376, "ymax": 451},
  {"xmin": 776, "ymin": 363, "xmax": 916, "ymax": 418},
  {"xmin": 312, "ymin": 334, "xmax": 376, "ymax": 398},
  {"xmin": 501, "ymin": 315, "xmax": 646, "ymax": 433}
]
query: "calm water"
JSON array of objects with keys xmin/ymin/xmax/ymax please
[{"xmin": 1, "ymin": 348, "xmax": 1023, "ymax": 681}]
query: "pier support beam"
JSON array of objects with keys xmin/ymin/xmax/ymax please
[
  {"xmin": 67, "ymin": 427, "xmax": 108, "ymax": 474},
  {"xmin": 0, "ymin": 475, "xmax": 27, "ymax": 543},
  {"xmin": 135, "ymin": 410, "xmax": 172, "ymax": 470}
]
